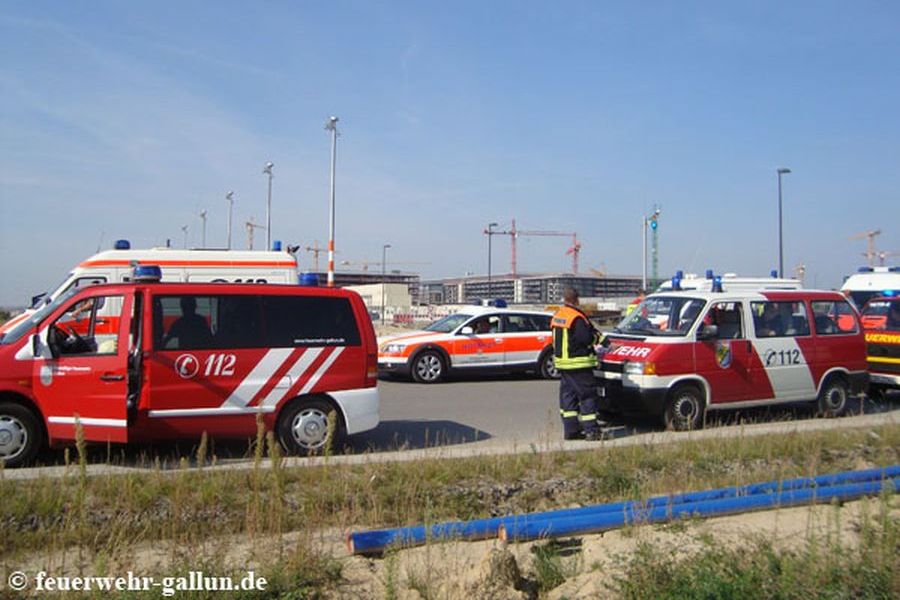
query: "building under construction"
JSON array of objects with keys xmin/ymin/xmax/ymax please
[{"xmin": 421, "ymin": 272, "xmax": 642, "ymax": 305}]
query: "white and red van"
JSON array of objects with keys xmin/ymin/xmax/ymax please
[
  {"xmin": 0, "ymin": 243, "xmax": 299, "ymax": 335},
  {"xmin": 0, "ymin": 267, "xmax": 379, "ymax": 467},
  {"xmin": 597, "ymin": 289, "xmax": 868, "ymax": 430}
]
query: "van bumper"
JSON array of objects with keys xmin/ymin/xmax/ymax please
[
  {"xmin": 330, "ymin": 387, "xmax": 380, "ymax": 435},
  {"xmin": 598, "ymin": 378, "xmax": 668, "ymax": 417}
]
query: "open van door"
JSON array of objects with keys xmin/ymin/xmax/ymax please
[{"xmin": 33, "ymin": 289, "xmax": 132, "ymax": 444}]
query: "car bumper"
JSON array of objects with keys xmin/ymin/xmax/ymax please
[
  {"xmin": 330, "ymin": 387, "xmax": 380, "ymax": 435},
  {"xmin": 377, "ymin": 356, "xmax": 410, "ymax": 375}
]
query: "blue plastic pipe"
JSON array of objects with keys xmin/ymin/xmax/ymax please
[
  {"xmin": 499, "ymin": 477, "xmax": 899, "ymax": 543},
  {"xmin": 347, "ymin": 465, "xmax": 899, "ymax": 555}
]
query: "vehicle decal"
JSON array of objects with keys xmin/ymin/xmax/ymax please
[
  {"xmin": 79, "ymin": 259, "xmax": 296, "ymax": 268},
  {"xmin": 258, "ymin": 348, "xmax": 323, "ymax": 407},
  {"xmin": 220, "ymin": 348, "xmax": 294, "ymax": 409},
  {"xmin": 47, "ymin": 416, "xmax": 128, "ymax": 428},
  {"xmin": 715, "ymin": 341, "xmax": 732, "ymax": 368},
  {"xmin": 174, "ymin": 354, "xmax": 201, "ymax": 379}
]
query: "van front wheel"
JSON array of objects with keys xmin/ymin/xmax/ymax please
[
  {"xmin": 0, "ymin": 402, "xmax": 42, "ymax": 468},
  {"xmin": 277, "ymin": 398, "xmax": 344, "ymax": 455},
  {"xmin": 663, "ymin": 385, "xmax": 705, "ymax": 431}
]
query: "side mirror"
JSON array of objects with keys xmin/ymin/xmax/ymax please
[
  {"xmin": 460, "ymin": 326, "xmax": 474, "ymax": 335},
  {"xmin": 697, "ymin": 324, "xmax": 718, "ymax": 340},
  {"xmin": 33, "ymin": 332, "xmax": 58, "ymax": 359}
]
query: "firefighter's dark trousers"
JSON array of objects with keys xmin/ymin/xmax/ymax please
[{"xmin": 559, "ymin": 368, "xmax": 599, "ymax": 439}]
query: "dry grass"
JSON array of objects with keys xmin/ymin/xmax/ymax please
[{"xmin": 0, "ymin": 424, "xmax": 897, "ymax": 598}]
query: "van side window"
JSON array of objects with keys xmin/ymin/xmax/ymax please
[
  {"xmin": 157, "ymin": 296, "xmax": 214, "ymax": 350},
  {"xmin": 707, "ymin": 302, "xmax": 743, "ymax": 339},
  {"xmin": 811, "ymin": 301, "xmax": 858, "ymax": 335},
  {"xmin": 262, "ymin": 296, "xmax": 361, "ymax": 347},
  {"xmin": 751, "ymin": 301, "xmax": 810, "ymax": 338}
]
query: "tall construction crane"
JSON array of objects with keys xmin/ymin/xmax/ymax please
[
  {"xmin": 245, "ymin": 217, "xmax": 266, "ymax": 250},
  {"xmin": 487, "ymin": 219, "xmax": 581, "ymax": 275},
  {"xmin": 850, "ymin": 229, "xmax": 882, "ymax": 266}
]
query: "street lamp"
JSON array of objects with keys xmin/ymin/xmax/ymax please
[
  {"xmin": 225, "ymin": 191, "xmax": 234, "ymax": 250},
  {"xmin": 486, "ymin": 222, "xmax": 499, "ymax": 299},
  {"xmin": 199, "ymin": 209, "xmax": 208, "ymax": 248},
  {"xmin": 641, "ymin": 208, "xmax": 660, "ymax": 291},
  {"xmin": 325, "ymin": 116, "xmax": 340, "ymax": 287},
  {"xmin": 263, "ymin": 162, "xmax": 274, "ymax": 250},
  {"xmin": 181, "ymin": 224, "xmax": 189, "ymax": 249},
  {"xmin": 381, "ymin": 243, "xmax": 391, "ymax": 324},
  {"xmin": 777, "ymin": 167, "xmax": 791, "ymax": 278}
]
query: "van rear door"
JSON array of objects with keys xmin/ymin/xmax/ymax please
[{"xmin": 34, "ymin": 289, "xmax": 132, "ymax": 443}]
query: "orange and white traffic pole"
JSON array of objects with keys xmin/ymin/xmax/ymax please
[{"xmin": 325, "ymin": 116, "xmax": 339, "ymax": 287}]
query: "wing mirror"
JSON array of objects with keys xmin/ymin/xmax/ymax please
[{"xmin": 460, "ymin": 326, "xmax": 474, "ymax": 335}]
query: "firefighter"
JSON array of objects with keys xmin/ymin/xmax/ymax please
[{"xmin": 552, "ymin": 287, "xmax": 606, "ymax": 441}]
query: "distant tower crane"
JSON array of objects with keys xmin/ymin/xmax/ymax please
[
  {"xmin": 850, "ymin": 229, "xmax": 882, "ymax": 266},
  {"xmin": 245, "ymin": 217, "xmax": 266, "ymax": 250},
  {"xmin": 488, "ymin": 219, "xmax": 581, "ymax": 275}
]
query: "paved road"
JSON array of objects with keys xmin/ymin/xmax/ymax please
[{"xmin": 7, "ymin": 375, "xmax": 899, "ymax": 478}]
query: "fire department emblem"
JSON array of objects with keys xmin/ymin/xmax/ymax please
[
  {"xmin": 715, "ymin": 341, "xmax": 732, "ymax": 369},
  {"xmin": 174, "ymin": 354, "xmax": 200, "ymax": 379}
]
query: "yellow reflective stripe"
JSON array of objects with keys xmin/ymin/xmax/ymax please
[
  {"xmin": 868, "ymin": 356, "xmax": 900, "ymax": 365},
  {"xmin": 555, "ymin": 355, "xmax": 598, "ymax": 369},
  {"xmin": 560, "ymin": 410, "xmax": 579, "ymax": 418},
  {"xmin": 578, "ymin": 414, "xmax": 597, "ymax": 422}
]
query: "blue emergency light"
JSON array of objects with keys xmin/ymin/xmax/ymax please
[
  {"xmin": 712, "ymin": 276, "xmax": 724, "ymax": 293},
  {"xmin": 132, "ymin": 265, "xmax": 162, "ymax": 282},
  {"xmin": 858, "ymin": 266, "xmax": 874, "ymax": 273},
  {"xmin": 272, "ymin": 240, "xmax": 282, "ymax": 251},
  {"xmin": 883, "ymin": 290, "xmax": 897, "ymax": 297},
  {"xmin": 114, "ymin": 239, "xmax": 131, "ymax": 250},
  {"xmin": 770, "ymin": 269, "xmax": 778, "ymax": 278},
  {"xmin": 705, "ymin": 269, "xmax": 714, "ymax": 279}
]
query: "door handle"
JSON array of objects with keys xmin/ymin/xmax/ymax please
[
  {"xmin": 100, "ymin": 373, "xmax": 125, "ymax": 382},
  {"xmin": 494, "ymin": 338, "xmax": 504, "ymax": 343}
]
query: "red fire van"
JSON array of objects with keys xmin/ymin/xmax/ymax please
[
  {"xmin": 597, "ymin": 289, "xmax": 868, "ymax": 430},
  {"xmin": 0, "ymin": 267, "xmax": 379, "ymax": 467}
]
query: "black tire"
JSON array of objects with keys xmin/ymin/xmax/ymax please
[
  {"xmin": 0, "ymin": 401, "xmax": 43, "ymax": 468},
  {"xmin": 276, "ymin": 398, "xmax": 344, "ymax": 455},
  {"xmin": 866, "ymin": 384, "xmax": 888, "ymax": 404},
  {"xmin": 538, "ymin": 348, "xmax": 560, "ymax": 379},
  {"xmin": 818, "ymin": 376, "xmax": 849, "ymax": 418},
  {"xmin": 663, "ymin": 385, "xmax": 705, "ymax": 431},
  {"xmin": 411, "ymin": 350, "xmax": 446, "ymax": 383}
]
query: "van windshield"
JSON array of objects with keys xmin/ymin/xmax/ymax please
[
  {"xmin": 1, "ymin": 288, "xmax": 79, "ymax": 345},
  {"xmin": 615, "ymin": 296, "xmax": 706, "ymax": 337}
]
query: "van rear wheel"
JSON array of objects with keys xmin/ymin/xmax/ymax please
[
  {"xmin": 663, "ymin": 385, "xmax": 705, "ymax": 431},
  {"xmin": 277, "ymin": 398, "xmax": 344, "ymax": 455},
  {"xmin": 0, "ymin": 402, "xmax": 42, "ymax": 468},
  {"xmin": 818, "ymin": 377, "xmax": 848, "ymax": 418}
]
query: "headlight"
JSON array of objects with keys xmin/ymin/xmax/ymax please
[
  {"xmin": 381, "ymin": 343, "xmax": 406, "ymax": 354},
  {"xmin": 624, "ymin": 361, "xmax": 656, "ymax": 375}
]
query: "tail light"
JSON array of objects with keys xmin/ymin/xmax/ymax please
[{"xmin": 366, "ymin": 351, "xmax": 378, "ymax": 387}]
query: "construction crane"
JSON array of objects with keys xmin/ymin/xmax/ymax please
[
  {"xmin": 304, "ymin": 241, "xmax": 327, "ymax": 272},
  {"xmin": 338, "ymin": 259, "xmax": 431, "ymax": 272},
  {"xmin": 487, "ymin": 219, "xmax": 581, "ymax": 275},
  {"xmin": 245, "ymin": 217, "xmax": 266, "ymax": 250},
  {"xmin": 874, "ymin": 251, "xmax": 899, "ymax": 266},
  {"xmin": 850, "ymin": 229, "xmax": 882, "ymax": 266}
]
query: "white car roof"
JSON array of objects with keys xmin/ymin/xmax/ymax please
[{"xmin": 452, "ymin": 306, "xmax": 552, "ymax": 317}]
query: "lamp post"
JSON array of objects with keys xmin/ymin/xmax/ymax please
[
  {"xmin": 777, "ymin": 167, "xmax": 791, "ymax": 278},
  {"xmin": 181, "ymin": 225, "xmax": 188, "ymax": 249},
  {"xmin": 225, "ymin": 191, "xmax": 234, "ymax": 250},
  {"xmin": 641, "ymin": 208, "xmax": 660, "ymax": 291},
  {"xmin": 263, "ymin": 162, "xmax": 274, "ymax": 250},
  {"xmin": 381, "ymin": 243, "xmax": 391, "ymax": 324},
  {"xmin": 486, "ymin": 222, "xmax": 499, "ymax": 299},
  {"xmin": 199, "ymin": 209, "xmax": 207, "ymax": 248},
  {"xmin": 325, "ymin": 116, "xmax": 340, "ymax": 287}
]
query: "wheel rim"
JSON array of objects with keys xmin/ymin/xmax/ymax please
[
  {"xmin": 416, "ymin": 354, "xmax": 442, "ymax": 381},
  {"xmin": 290, "ymin": 407, "xmax": 330, "ymax": 449},
  {"xmin": 823, "ymin": 386, "xmax": 846, "ymax": 412},
  {"xmin": 0, "ymin": 415, "xmax": 28, "ymax": 461},
  {"xmin": 671, "ymin": 393, "xmax": 699, "ymax": 428},
  {"xmin": 544, "ymin": 354, "xmax": 559, "ymax": 378}
]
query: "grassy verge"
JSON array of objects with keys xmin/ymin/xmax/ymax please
[{"xmin": 0, "ymin": 424, "xmax": 898, "ymax": 597}]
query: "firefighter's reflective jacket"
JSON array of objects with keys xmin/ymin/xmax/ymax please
[{"xmin": 551, "ymin": 306, "xmax": 598, "ymax": 370}]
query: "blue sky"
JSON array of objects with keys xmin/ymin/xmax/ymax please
[{"xmin": 1, "ymin": 1, "xmax": 899, "ymax": 305}]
